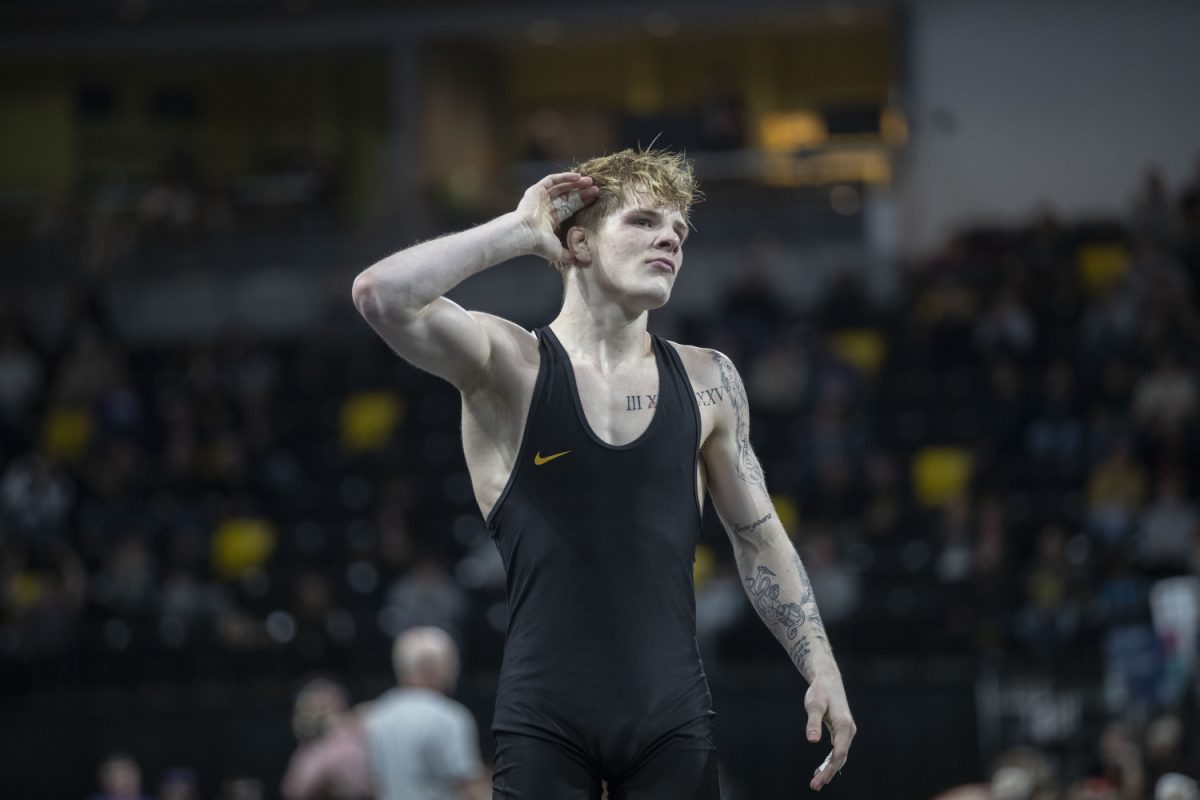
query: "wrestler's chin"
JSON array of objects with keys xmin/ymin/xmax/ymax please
[
  {"xmin": 627, "ymin": 290, "xmax": 671, "ymax": 313},
  {"xmin": 627, "ymin": 280, "xmax": 674, "ymax": 311}
]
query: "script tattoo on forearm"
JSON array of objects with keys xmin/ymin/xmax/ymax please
[
  {"xmin": 745, "ymin": 557, "xmax": 829, "ymax": 676},
  {"xmin": 712, "ymin": 352, "xmax": 768, "ymax": 499},
  {"xmin": 733, "ymin": 512, "xmax": 773, "ymax": 537}
]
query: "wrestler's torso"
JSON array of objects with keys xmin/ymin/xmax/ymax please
[
  {"xmin": 460, "ymin": 318, "xmax": 720, "ymax": 520},
  {"xmin": 477, "ymin": 325, "xmax": 719, "ymax": 749}
]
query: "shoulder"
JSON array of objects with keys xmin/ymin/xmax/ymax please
[
  {"xmin": 471, "ymin": 312, "xmax": 540, "ymax": 367},
  {"xmin": 665, "ymin": 341, "xmax": 731, "ymax": 381},
  {"xmin": 665, "ymin": 341, "xmax": 747, "ymax": 395},
  {"xmin": 664, "ymin": 342, "xmax": 749, "ymax": 440},
  {"xmin": 459, "ymin": 312, "xmax": 542, "ymax": 403}
]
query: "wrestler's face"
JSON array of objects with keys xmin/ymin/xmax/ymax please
[{"xmin": 582, "ymin": 191, "xmax": 687, "ymax": 311}]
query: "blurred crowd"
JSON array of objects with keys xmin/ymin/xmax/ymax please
[{"xmin": 2, "ymin": 159, "xmax": 1200, "ymax": 799}]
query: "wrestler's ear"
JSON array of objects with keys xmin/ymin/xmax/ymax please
[{"xmin": 566, "ymin": 227, "xmax": 592, "ymax": 266}]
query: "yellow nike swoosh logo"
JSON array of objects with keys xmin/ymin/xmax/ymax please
[{"xmin": 533, "ymin": 450, "xmax": 572, "ymax": 466}]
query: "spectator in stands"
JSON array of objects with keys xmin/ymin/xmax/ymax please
[
  {"xmin": 1026, "ymin": 360, "xmax": 1086, "ymax": 483},
  {"xmin": 991, "ymin": 745, "xmax": 1060, "ymax": 800},
  {"xmin": 218, "ymin": 777, "xmax": 266, "ymax": 800},
  {"xmin": 0, "ymin": 448, "xmax": 74, "ymax": 549},
  {"xmin": 1133, "ymin": 349, "xmax": 1197, "ymax": 440},
  {"xmin": 92, "ymin": 532, "xmax": 157, "ymax": 619},
  {"xmin": 1086, "ymin": 440, "xmax": 1147, "ymax": 546},
  {"xmin": 364, "ymin": 627, "xmax": 488, "ymax": 800},
  {"xmin": 1015, "ymin": 523, "xmax": 1084, "ymax": 666},
  {"xmin": 1, "ymin": 539, "xmax": 87, "ymax": 661},
  {"xmin": 0, "ymin": 315, "xmax": 44, "ymax": 439},
  {"xmin": 933, "ymin": 745, "xmax": 1060, "ymax": 800},
  {"xmin": 280, "ymin": 677, "xmax": 371, "ymax": 800},
  {"xmin": 1136, "ymin": 474, "xmax": 1199, "ymax": 576},
  {"xmin": 1131, "ymin": 166, "xmax": 1178, "ymax": 247},
  {"xmin": 158, "ymin": 768, "xmax": 200, "ymax": 800},
  {"xmin": 697, "ymin": 73, "xmax": 745, "ymax": 151},
  {"xmin": 380, "ymin": 554, "xmax": 468, "ymax": 644},
  {"xmin": 718, "ymin": 239, "xmax": 789, "ymax": 354},
  {"xmin": 88, "ymin": 752, "xmax": 152, "ymax": 800},
  {"xmin": 1143, "ymin": 713, "xmax": 1192, "ymax": 795},
  {"xmin": 51, "ymin": 325, "xmax": 121, "ymax": 407},
  {"xmin": 1093, "ymin": 719, "xmax": 1146, "ymax": 800},
  {"xmin": 969, "ymin": 499, "xmax": 1016, "ymax": 654},
  {"xmin": 1082, "ymin": 283, "xmax": 1141, "ymax": 360},
  {"xmin": 1156, "ymin": 773, "xmax": 1200, "ymax": 800},
  {"xmin": 975, "ymin": 285, "xmax": 1037, "ymax": 357}
]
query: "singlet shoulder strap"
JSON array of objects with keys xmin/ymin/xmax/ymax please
[
  {"xmin": 653, "ymin": 335, "xmax": 696, "ymax": 403},
  {"xmin": 485, "ymin": 327, "xmax": 552, "ymax": 529}
]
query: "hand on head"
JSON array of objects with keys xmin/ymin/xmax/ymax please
[{"xmin": 517, "ymin": 172, "xmax": 600, "ymax": 264}]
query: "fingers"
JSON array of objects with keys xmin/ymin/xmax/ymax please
[
  {"xmin": 518, "ymin": 173, "xmax": 598, "ymax": 236},
  {"xmin": 547, "ymin": 176, "xmax": 592, "ymax": 196},
  {"xmin": 549, "ymin": 190, "xmax": 582, "ymax": 224},
  {"xmin": 805, "ymin": 706, "xmax": 822, "ymax": 744},
  {"xmin": 539, "ymin": 171, "xmax": 582, "ymax": 188},
  {"xmin": 828, "ymin": 723, "xmax": 853, "ymax": 773},
  {"xmin": 548, "ymin": 182, "xmax": 600, "ymax": 227},
  {"xmin": 810, "ymin": 751, "xmax": 834, "ymax": 792},
  {"xmin": 809, "ymin": 720, "xmax": 856, "ymax": 792}
]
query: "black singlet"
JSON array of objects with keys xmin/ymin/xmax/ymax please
[{"xmin": 485, "ymin": 326, "xmax": 714, "ymax": 768}]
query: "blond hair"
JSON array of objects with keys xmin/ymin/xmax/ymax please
[{"xmin": 555, "ymin": 147, "xmax": 699, "ymax": 271}]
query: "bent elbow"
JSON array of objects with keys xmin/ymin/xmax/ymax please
[
  {"xmin": 352, "ymin": 271, "xmax": 381, "ymax": 321},
  {"xmin": 353, "ymin": 270, "xmax": 423, "ymax": 327}
]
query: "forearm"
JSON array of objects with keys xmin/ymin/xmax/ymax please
[
  {"xmin": 732, "ymin": 523, "xmax": 837, "ymax": 682},
  {"xmin": 353, "ymin": 211, "xmax": 533, "ymax": 323}
]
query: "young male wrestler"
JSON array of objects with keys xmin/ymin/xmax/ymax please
[{"xmin": 353, "ymin": 148, "xmax": 856, "ymax": 797}]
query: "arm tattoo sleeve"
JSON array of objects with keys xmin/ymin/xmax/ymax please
[
  {"xmin": 745, "ymin": 555, "xmax": 829, "ymax": 676},
  {"xmin": 712, "ymin": 352, "xmax": 769, "ymax": 500}
]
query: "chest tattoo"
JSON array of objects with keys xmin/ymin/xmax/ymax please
[{"xmin": 622, "ymin": 386, "xmax": 726, "ymax": 411}]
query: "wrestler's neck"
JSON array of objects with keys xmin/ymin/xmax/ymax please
[{"xmin": 550, "ymin": 279, "xmax": 654, "ymax": 372}]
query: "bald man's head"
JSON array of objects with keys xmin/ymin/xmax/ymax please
[{"xmin": 392, "ymin": 627, "xmax": 460, "ymax": 693}]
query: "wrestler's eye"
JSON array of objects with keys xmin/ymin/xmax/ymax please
[{"xmin": 633, "ymin": 217, "xmax": 653, "ymax": 227}]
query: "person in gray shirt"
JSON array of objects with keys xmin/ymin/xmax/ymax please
[{"xmin": 365, "ymin": 627, "xmax": 489, "ymax": 800}]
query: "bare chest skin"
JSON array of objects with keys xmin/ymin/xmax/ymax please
[
  {"xmin": 461, "ymin": 341, "xmax": 722, "ymax": 519},
  {"xmin": 571, "ymin": 355, "xmax": 660, "ymax": 446}
]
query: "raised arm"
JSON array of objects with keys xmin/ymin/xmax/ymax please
[
  {"xmin": 351, "ymin": 173, "xmax": 598, "ymax": 392},
  {"xmin": 700, "ymin": 350, "xmax": 856, "ymax": 792}
]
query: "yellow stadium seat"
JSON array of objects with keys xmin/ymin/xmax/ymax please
[
  {"xmin": 912, "ymin": 446, "xmax": 973, "ymax": 508},
  {"xmin": 212, "ymin": 516, "xmax": 277, "ymax": 580},
  {"xmin": 340, "ymin": 391, "xmax": 405, "ymax": 452},
  {"xmin": 1078, "ymin": 242, "xmax": 1130, "ymax": 295},
  {"xmin": 40, "ymin": 407, "xmax": 93, "ymax": 462},
  {"xmin": 831, "ymin": 329, "xmax": 888, "ymax": 377}
]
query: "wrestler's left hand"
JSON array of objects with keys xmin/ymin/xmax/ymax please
[{"xmin": 804, "ymin": 670, "xmax": 856, "ymax": 791}]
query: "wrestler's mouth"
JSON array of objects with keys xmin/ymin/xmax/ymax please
[{"xmin": 648, "ymin": 258, "xmax": 676, "ymax": 274}]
